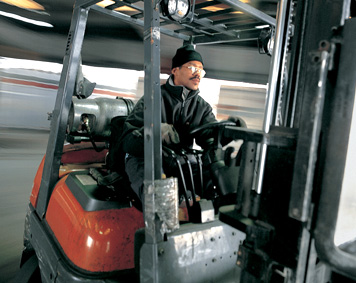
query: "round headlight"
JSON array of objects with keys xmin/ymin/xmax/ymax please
[
  {"xmin": 161, "ymin": 0, "xmax": 190, "ymax": 22},
  {"xmin": 267, "ymin": 36, "xmax": 274, "ymax": 55},
  {"xmin": 258, "ymin": 28, "xmax": 274, "ymax": 56}
]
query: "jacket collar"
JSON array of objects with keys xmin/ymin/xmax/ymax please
[{"xmin": 165, "ymin": 75, "xmax": 199, "ymax": 100}]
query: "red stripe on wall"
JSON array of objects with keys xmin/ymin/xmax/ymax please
[
  {"xmin": 92, "ymin": 88, "xmax": 136, "ymax": 98},
  {"xmin": 1, "ymin": 77, "xmax": 58, "ymax": 90},
  {"xmin": 1, "ymin": 77, "xmax": 136, "ymax": 98}
]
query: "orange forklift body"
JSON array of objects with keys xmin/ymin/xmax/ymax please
[
  {"xmin": 46, "ymin": 175, "xmax": 144, "ymax": 272},
  {"xmin": 29, "ymin": 145, "xmax": 144, "ymax": 273}
]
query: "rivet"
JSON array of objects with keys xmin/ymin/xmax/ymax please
[
  {"xmin": 158, "ymin": 248, "xmax": 164, "ymax": 256},
  {"xmin": 292, "ymin": 208, "xmax": 300, "ymax": 217}
]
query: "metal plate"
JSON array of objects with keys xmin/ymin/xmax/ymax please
[{"xmin": 140, "ymin": 219, "xmax": 245, "ymax": 282}]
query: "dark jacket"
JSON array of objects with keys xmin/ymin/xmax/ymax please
[{"xmin": 121, "ymin": 77, "xmax": 217, "ymax": 157}]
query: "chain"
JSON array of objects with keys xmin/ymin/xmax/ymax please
[{"xmin": 275, "ymin": 0, "xmax": 296, "ymax": 126}]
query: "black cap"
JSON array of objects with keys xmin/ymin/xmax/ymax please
[{"xmin": 172, "ymin": 45, "xmax": 203, "ymax": 69}]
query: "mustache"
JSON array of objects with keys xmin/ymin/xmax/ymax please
[{"xmin": 190, "ymin": 75, "xmax": 200, "ymax": 81}]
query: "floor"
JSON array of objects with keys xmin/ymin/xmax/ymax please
[{"xmin": 0, "ymin": 128, "xmax": 48, "ymax": 282}]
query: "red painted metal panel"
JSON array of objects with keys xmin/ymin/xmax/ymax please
[
  {"xmin": 46, "ymin": 176, "xmax": 144, "ymax": 272},
  {"xmin": 30, "ymin": 156, "xmax": 45, "ymax": 208},
  {"xmin": 30, "ymin": 144, "xmax": 108, "ymax": 207}
]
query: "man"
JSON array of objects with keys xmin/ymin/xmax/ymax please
[{"xmin": 120, "ymin": 45, "xmax": 228, "ymax": 203}]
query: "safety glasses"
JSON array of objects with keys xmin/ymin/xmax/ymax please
[{"xmin": 182, "ymin": 65, "xmax": 206, "ymax": 77}]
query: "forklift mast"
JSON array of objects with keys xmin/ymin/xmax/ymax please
[{"xmin": 29, "ymin": 0, "xmax": 356, "ymax": 282}]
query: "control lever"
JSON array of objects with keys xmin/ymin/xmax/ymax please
[{"xmin": 163, "ymin": 146, "xmax": 193, "ymax": 218}]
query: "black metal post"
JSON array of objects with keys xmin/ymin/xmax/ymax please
[
  {"xmin": 140, "ymin": 0, "xmax": 163, "ymax": 282},
  {"xmin": 36, "ymin": 2, "xmax": 90, "ymax": 218}
]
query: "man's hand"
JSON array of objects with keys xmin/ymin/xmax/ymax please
[
  {"xmin": 228, "ymin": 116, "xmax": 247, "ymax": 128},
  {"xmin": 161, "ymin": 123, "xmax": 180, "ymax": 145}
]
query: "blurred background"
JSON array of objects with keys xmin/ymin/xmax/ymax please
[{"xmin": 0, "ymin": 0, "xmax": 355, "ymax": 282}]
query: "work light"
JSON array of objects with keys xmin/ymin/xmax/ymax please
[{"xmin": 160, "ymin": 0, "xmax": 191, "ymax": 22}]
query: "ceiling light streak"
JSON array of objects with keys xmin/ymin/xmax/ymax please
[
  {"xmin": 0, "ymin": 0, "xmax": 44, "ymax": 10},
  {"xmin": 114, "ymin": 6, "xmax": 137, "ymax": 12},
  {"xmin": 96, "ymin": 0, "xmax": 115, "ymax": 8},
  {"xmin": 255, "ymin": 24, "xmax": 270, "ymax": 29},
  {"xmin": 0, "ymin": 10, "xmax": 53, "ymax": 27}
]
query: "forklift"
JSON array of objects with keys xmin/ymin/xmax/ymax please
[{"xmin": 16, "ymin": 0, "xmax": 356, "ymax": 282}]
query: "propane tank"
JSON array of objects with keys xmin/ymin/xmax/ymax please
[{"xmin": 67, "ymin": 97, "xmax": 134, "ymax": 139}]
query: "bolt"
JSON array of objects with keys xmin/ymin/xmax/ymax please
[
  {"xmin": 158, "ymin": 248, "xmax": 164, "ymax": 256},
  {"xmin": 319, "ymin": 40, "xmax": 329, "ymax": 50},
  {"xmin": 312, "ymin": 55, "xmax": 320, "ymax": 63}
]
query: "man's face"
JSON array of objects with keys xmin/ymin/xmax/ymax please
[{"xmin": 172, "ymin": 60, "xmax": 205, "ymax": 91}]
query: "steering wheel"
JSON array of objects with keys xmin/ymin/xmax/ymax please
[{"xmin": 189, "ymin": 120, "xmax": 235, "ymax": 135}]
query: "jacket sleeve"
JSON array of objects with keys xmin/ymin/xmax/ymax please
[
  {"xmin": 193, "ymin": 101, "xmax": 217, "ymax": 148},
  {"xmin": 120, "ymin": 98, "xmax": 145, "ymax": 157},
  {"xmin": 193, "ymin": 99, "xmax": 234, "ymax": 149}
]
